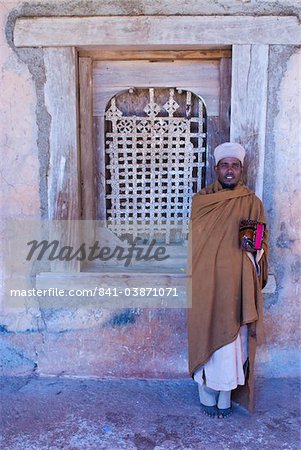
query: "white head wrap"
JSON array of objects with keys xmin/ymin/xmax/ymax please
[{"xmin": 214, "ymin": 142, "xmax": 246, "ymax": 165}]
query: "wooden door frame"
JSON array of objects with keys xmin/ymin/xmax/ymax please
[
  {"xmin": 79, "ymin": 51, "xmax": 231, "ymax": 221},
  {"xmin": 12, "ymin": 14, "xmax": 296, "ymax": 284}
]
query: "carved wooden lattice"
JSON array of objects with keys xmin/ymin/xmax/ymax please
[{"xmin": 105, "ymin": 88, "xmax": 206, "ymax": 243}]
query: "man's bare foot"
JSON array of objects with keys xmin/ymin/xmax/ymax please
[
  {"xmin": 200, "ymin": 403, "xmax": 218, "ymax": 417},
  {"xmin": 217, "ymin": 406, "xmax": 232, "ymax": 418}
]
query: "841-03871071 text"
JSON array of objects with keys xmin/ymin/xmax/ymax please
[{"xmin": 96, "ymin": 287, "xmax": 178, "ymax": 297}]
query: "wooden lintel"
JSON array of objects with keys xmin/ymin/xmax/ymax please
[
  {"xmin": 14, "ymin": 16, "xmax": 300, "ymax": 48},
  {"xmin": 78, "ymin": 49, "xmax": 232, "ymax": 60}
]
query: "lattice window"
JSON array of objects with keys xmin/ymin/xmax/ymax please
[{"xmin": 104, "ymin": 88, "xmax": 206, "ymax": 244}]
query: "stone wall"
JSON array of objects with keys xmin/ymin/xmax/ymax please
[{"xmin": 0, "ymin": 1, "xmax": 300, "ymax": 378}]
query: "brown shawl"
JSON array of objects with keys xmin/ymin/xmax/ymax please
[{"xmin": 187, "ymin": 180, "xmax": 268, "ymax": 412}]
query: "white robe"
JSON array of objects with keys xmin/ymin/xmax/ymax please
[{"xmin": 194, "ymin": 325, "xmax": 248, "ymax": 391}]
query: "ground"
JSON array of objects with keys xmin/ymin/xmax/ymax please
[{"xmin": 0, "ymin": 377, "xmax": 300, "ymax": 449}]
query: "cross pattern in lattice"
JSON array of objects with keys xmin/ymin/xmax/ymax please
[
  {"xmin": 163, "ymin": 98, "xmax": 180, "ymax": 116},
  {"xmin": 105, "ymin": 88, "xmax": 206, "ymax": 243}
]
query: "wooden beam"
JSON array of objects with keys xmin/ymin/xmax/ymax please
[
  {"xmin": 92, "ymin": 60, "xmax": 220, "ymax": 116},
  {"xmin": 79, "ymin": 57, "xmax": 96, "ymax": 220},
  {"xmin": 219, "ymin": 57, "xmax": 231, "ymax": 142},
  {"xmin": 14, "ymin": 16, "xmax": 300, "ymax": 47},
  {"xmin": 205, "ymin": 57, "xmax": 231, "ymax": 185},
  {"xmin": 230, "ymin": 44, "xmax": 269, "ymax": 197},
  {"xmin": 44, "ymin": 47, "xmax": 81, "ymax": 272},
  {"xmin": 78, "ymin": 49, "xmax": 232, "ymax": 60},
  {"xmin": 94, "ymin": 116, "xmax": 107, "ymax": 220}
]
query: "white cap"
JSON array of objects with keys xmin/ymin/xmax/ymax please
[{"xmin": 214, "ymin": 142, "xmax": 246, "ymax": 165}]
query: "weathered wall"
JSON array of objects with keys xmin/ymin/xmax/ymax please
[
  {"xmin": 0, "ymin": 1, "xmax": 300, "ymax": 379},
  {"xmin": 259, "ymin": 45, "xmax": 301, "ymax": 376}
]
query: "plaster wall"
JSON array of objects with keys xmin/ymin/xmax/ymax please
[
  {"xmin": 259, "ymin": 45, "xmax": 301, "ymax": 377},
  {"xmin": 0, "ymin": 1, "xmax": 40, "ymax": 338},
  {"xmin": 0, "ymin": 1, "xmax": 300, "ymax": 379}
]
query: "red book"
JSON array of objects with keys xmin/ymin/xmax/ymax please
[{"xmin": 240, "ymin": 220, "xmax": 266, "ymax": 251}]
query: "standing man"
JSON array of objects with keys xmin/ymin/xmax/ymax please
[{"xmin": 188, "ymin": 142, "xmax": 268, "ymax": 418}]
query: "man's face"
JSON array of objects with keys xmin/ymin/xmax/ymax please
[{"xmin": 214, "ymin": 157, "xmax": 243, "ymax": 188}]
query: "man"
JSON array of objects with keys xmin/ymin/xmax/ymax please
[{"xmin": 188, "ymin": 142, "xmax": 268, "ymax": 418}]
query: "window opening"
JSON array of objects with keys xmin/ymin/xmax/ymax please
[{"xmin": 104, "ymin": 87, "xmax": 207, "ymax": 244}]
